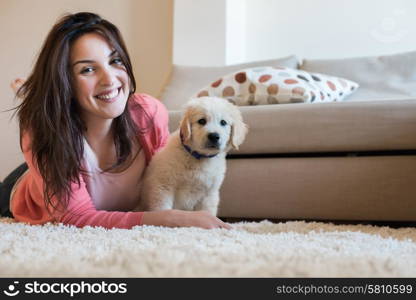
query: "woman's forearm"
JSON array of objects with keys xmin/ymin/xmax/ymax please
[{"xmin": 141, "ymin": 209, "xmax": 232, "ymax": 229}]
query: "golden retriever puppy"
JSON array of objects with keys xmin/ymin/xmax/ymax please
[{"xmin": 137, "ymin": 97, "xmax": 247, "ymax": 216}]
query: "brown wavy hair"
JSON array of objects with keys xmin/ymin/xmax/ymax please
[{"xmin": 15, "ymin": 12, "xmax": 145, "ymax": 215}]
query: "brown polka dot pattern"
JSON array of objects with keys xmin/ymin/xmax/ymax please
[
  {"xmin": 284, "ymin": 79, "xmax": 298, "ymax": 84},
  {"xmin": 196, "ymin": 66, "xmax": 359, "ymax": 106},
  {"xmin": 292, "ymin": 87, "xmax": 306, "ymax": 96},
  {"xmin": 235, "ymin": 72, "xmax": 247, "ymax": 83},
  {"xmin": 211, "ymin": 79, "xmax": 222, "ymax": 88},
  {"xmin": 259, "ymin": 74, "xmax": 272, "ymax": 82},
  {"xmin": 267, "ymin": 84, "xmax": 279, "ymax": 95},
  {"xmin": 249, "ymin": 83, "xmax": 256, "ymax": 93},
  {"xmin": 222, "ymin": 86, "xmax": 235, "ymax": 97},
  {"xmin": 197, "ymin": 90, "xmax": 209, "ymax": 97}
]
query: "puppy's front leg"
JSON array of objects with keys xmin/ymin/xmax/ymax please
[
  {"xmin": 138, "ymin": 182, "xmax": 175, "ymax": 211},
  {"xmin": 145, "ymin": 190, "xmax": 174, "ymax": 211},
  {"xmin": 195, "ymin": 191, "xmax": 220, "ymax": 216}
]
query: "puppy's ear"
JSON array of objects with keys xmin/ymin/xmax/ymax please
[
  {"xmin": 179, "ymin": 110, "xmax": 192, "ymax": 143},
  {"xmin": 229, "ymin": 105, "xmax": 248, "ymax": 150}
]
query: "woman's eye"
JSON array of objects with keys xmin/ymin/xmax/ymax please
[
  {"xmin": 111, "ymin": 57, "xmax": 123, "ymax": 65},
  {"xmin": 220, "ymin": 120, "xmax": 227, "ymax": 126},
  {"xmin": 198, "ymin": 118, "xmax": 207, "ymax": 125},
  {"xmin": 80, "ymin": 67, "xmax": 94, "ymax": 74}
]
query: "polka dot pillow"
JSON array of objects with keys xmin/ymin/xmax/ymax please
[{"xmin": 195, "ymin": 66, "xmax": 359, "ymax": 105}]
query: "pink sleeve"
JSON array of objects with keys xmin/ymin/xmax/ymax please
[
  {"xmin": 15, "ymin": 133, "xmax": 144, "ymax": 229},
  {"xmin": 152, "ymin": 95, "xmax": 170, "ymax": 150},
  {"xmin": 130, "ymin": 93, "xmax": 170, "ymax": 156}
]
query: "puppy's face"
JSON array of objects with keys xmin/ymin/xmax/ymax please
[{"xmin": 180, "ymin": 97, "xmax": 248, "ymax": 156}]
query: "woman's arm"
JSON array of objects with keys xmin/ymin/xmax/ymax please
[
  {"xmin": 141, "ymin": 209, "xmax": 232, "ymax": 229},
  {"xmin": 12, "ymin": 133, "xmax": 144, "ymax": 229}
]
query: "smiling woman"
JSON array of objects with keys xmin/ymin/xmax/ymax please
[
  {"xmin": 0, "ymin": 12, "xmax": 229, "ymax": 230},
  {"xmin": 71, "ymin": 34, "xmax": 130, "ymax": 123}
]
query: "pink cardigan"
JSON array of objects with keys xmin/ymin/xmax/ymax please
[{"xmin": 11, "ymin": 94, "xmax": 169, "ymax": 229}]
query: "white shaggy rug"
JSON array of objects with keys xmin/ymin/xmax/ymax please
[{"xmin": 1, "ymin": 217, "xmax": 415, "ymax": 277}]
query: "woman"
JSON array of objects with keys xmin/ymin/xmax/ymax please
[{"xmin": 0, "ymin": 12, "xmax": 231, "ymax": 230}]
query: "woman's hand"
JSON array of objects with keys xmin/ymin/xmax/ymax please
[{"xmin": 141, "ymin": 209, "xmax": 232, "ymax": 229}]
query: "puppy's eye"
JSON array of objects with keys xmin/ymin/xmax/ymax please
[
  {"xmin": 220, "ymin": 120, "xmax": 227, "ymax": 126},
  {"xmin": 198, "ymin": 118, "xmax": 207, "ymax": 125}
]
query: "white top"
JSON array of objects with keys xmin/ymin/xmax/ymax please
[{"xmin": 82, "ymin": 140, "xmax": 146, "ymax": 211}]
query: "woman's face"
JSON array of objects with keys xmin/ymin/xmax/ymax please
[{"xmin": 70, "ymin": 33, "xmax": 130, "ymax": 125}]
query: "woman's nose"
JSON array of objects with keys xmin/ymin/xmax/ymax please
[{"xmin": 99, "ymin": 68, "xmax": 116, "ymax": 86}]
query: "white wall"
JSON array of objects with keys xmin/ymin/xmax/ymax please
[
  {"xmin": 225, "ymin": 0, "xmax": 246, "ymax": 65},
  {"xmin": 173, "ymin": 0, "xmax": 246, "ymax": 66},
  {"xmin": 174, "ymin": 0, "xmax": 416, "ymax": 65},
  {"xmin": 244, "ymin": 0, "xmax": 416, "ymax": 61},
  {"xmin": 173, "ymin": 0, "xmax": 227, "ymax": 66}
]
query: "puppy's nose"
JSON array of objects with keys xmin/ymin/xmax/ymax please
[{"xmin": 207, "ymin": 132, "xmax": 220, "ymax": 143}]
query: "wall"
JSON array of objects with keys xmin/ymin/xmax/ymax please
[
  {"xmin": 173, "ymin": 0, "xmax": 416, "ymax": 65},
  {"xmin": 173, "ymin": 0, "xmax": 227, "ymax": 66},
  {"xmin": 226, "ymin": 0, "xmax": 246, "ymax": 65},
  {"xmin": 244, "ymin": 0, "xmax": 416, "ymax": 61},
  {"xmin": 0, "ymin": 0, "xmax": 173, "ymax": 179},
  {"xmin": 173, "ymin": 0, "xmax": 245, "ymax": 66}
]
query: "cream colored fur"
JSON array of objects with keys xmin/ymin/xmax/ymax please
[{"xmin": 137, "ymin": 97, "xmax": 247, "ymax": 215}]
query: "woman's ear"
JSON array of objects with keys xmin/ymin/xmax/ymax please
[{"xmin": 179, "ymin": 110, "xmax": 192, "ymax": 143}]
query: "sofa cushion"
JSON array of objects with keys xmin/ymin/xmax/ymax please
[
  {"xmin": 300, "ymin": 50, "xmax": 416, "ymax": 102},
  {"xmin": 160, "ymin": 55, "xmax": 299, "ymax": 110},
  {"xmin": 169, "ymin": 99, "xmax": 416, "ymax": 154},
  {"xmin": 194, "ymin": 66, "xmax": 359, "ymax": 106}
]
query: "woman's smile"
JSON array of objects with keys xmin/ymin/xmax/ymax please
[{"xmin": 95, "ymin": 87, "xmax": 122, "ymax": 102}]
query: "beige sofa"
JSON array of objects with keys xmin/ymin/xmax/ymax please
[{"xmin": 161, "ymin": 51, "xmax": 416, "ymax": 222}]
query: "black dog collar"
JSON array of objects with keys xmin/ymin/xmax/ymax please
[{"xmin": 180, "ymin": 132, "xmax": 218, "ymax": 160}]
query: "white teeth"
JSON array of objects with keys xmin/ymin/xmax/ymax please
[{"xmin": 96, "ymin": 89, "xmax": 119, "ymax": 100}]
